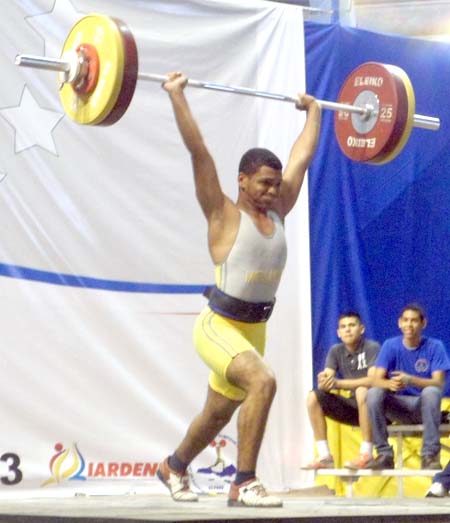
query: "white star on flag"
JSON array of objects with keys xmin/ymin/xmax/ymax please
[
  {"xmin": 26, "ymin": 0, "xmax": 84, "ymax": 58},
  {"xmin": 0, "ymin": 86, "xmax": 64, "ymax": 155}
]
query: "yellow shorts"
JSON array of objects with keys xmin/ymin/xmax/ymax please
[{"xmin": 193, "ymin": 306, "xmax": 266, "ymax": 401}]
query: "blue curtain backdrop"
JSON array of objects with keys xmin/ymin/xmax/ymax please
[{"xmin": 304, "ymin": 22, "xmax": 450, "ymax": 392}]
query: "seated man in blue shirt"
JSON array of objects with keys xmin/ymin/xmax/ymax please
[{"xmin": 366, "ymin": 303, "xmax": 450, "ymax": 470}]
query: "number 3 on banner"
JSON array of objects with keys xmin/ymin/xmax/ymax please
[{"xmin": 0, "ymin": 453, "xmax": 23, "ymax": 485}]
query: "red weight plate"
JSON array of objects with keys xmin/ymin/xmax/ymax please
[
  {"xmin": 335, "ymin": 62, "xmax": 403, "ymax": 163},
  {"xmin": 98, "ymin": 17, "xmax": 139, "ymax": 126}
]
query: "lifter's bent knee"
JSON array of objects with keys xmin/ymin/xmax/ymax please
[
  {"xmin": 226, "ymin": 350, "xmax": 276, "ymax": 399},
  {"xmin": 249, "ymin": 369, "xmax": 277, "ymax": 401},
  {"xmin": 241, "ymin": 368, "xmax": 277, "ymax": 403}
]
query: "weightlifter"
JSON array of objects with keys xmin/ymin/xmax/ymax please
[{"xmin": 156, "ymin": 71, "xmax": 321, "ymax": 507}]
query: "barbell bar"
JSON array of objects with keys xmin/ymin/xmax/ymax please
[{"xmin": 14, "ymin": 13, "xmax": 440, "ymax": 164}]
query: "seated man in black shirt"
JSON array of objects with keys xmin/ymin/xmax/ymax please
[{"xmin": 303, "ymin": 312, "xmax": 380, "ymax": 470}]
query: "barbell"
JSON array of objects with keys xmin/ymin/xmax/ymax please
[{"xmin": 15, "ymin": 13, "xmax": 440, "ymax": 164}]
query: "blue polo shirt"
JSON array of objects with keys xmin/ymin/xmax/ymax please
[{"xmin": 376, "ymin": 336, "xmax": 450, "ymax": 396}]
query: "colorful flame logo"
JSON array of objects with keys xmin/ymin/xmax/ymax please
[{"xmin": 41, "ymin": 442, "xmax": 86, "ymax": 486}]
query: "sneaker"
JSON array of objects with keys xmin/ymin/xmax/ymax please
[
  {"xmin": 157, "ymin": 457, "xmax": 198, "ymax": 502},
  {"xmin": 344, "ymin": 452, "xmax": 371, "ymax": 470},
  {"xmin": 228, "ymin": 478, "xmax": 283, "ymax": 507},
  {"xmin": 301, "ymin": 455, "xmax": 334, "ymax": 470},
  {"xmin": 425, "ymin": 482, "xmax": 448, "ymax": 498},
  {"xmin": 364, "ymin": 454, "xmax": 395, "ymax": 470},
  {"xmin": 421, "ymin": 454, "xmax": 441, "ymax": 470},
  {"xmin": 425, "ymin": 482, "xmax": 447, "ymax": 498}
]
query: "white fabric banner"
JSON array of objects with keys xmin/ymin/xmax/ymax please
[{"xmin": 0, "ymin": 0, "xmax": 313, "ymax": 495}]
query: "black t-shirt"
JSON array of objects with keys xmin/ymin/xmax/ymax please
[{"xmin": 325, "ymin": 338, "xmax": 380, "ymax": 380}]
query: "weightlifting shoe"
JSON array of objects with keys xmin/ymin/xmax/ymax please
[
  {"xmin": 364, "ymin": 453, "xmax": 395, "ymax": 470},
  {"xmin": 302, "ymin": 455, "xmax": 334, "ymax": 470},
  {"xmin": 157, "ymin": 457, "xmax": 198, "ymax": 502},
  {"xmin": 344, "ymin": 452, "xmax": 371, "ymax": 470},
  {"xmin": 425, "ymin": 482, "xmax": 447, "ymax": 497},
  {"xmin": 228, "ymin": 478, "xmax": 282, "ymax": 507},
  {"xmin": 421, "ymin": 454, "xmax": 442, "ymax": 470}
]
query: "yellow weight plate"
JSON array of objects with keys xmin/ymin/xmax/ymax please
[
  {"xmin": 59, "ymin": 14, "xmax": 125, "ymax": 125},
  {"xmin": 371, "ymin": 65, "xmax": 415, "ymax": 165}
]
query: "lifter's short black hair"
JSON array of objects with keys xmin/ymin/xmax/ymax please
[{"xmin": 238, "ymin": 148, "xmax": 282, "ymax": 175}]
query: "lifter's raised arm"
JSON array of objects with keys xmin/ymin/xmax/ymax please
[
  {"xmin": 162, "ymin": 72, "xmax": 225, "ymax": 219},
  {"xmin": 279, "ymin": 94, "xmax": 322, "ymax": 217}
]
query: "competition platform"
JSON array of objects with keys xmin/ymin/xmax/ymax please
[{"xmin": 0, "ymin": 486, "xmax": 449, "ymax": 523}]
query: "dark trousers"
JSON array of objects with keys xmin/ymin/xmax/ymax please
[{"xmin": 314, "ymin": 389, "xmax": 359, "ymax": 426}]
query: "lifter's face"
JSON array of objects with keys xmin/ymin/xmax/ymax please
[
  {"xmin": 239, "ymin": 166, "xmax": 282, "ymax": 210},
  {"xmin": 337, "ymin": 316, "xmax": 365, "ymax": 350}
]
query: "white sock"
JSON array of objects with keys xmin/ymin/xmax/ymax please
[
  {"xmin": 316, "ymin": 440, "xmax": 331, "ymax": 459},
  {"xmin": 360, "ymin": 441, "xmax": 373, "ymax": 456}
]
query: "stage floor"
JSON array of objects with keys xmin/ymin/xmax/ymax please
[{"xmin": 0, "ymin": 491, "xmax": 449, "ymax": 523}]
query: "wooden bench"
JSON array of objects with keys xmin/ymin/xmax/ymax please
[{"xmin": 316, "ymin": 423, "xmax": 450, "ymax": 497}]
